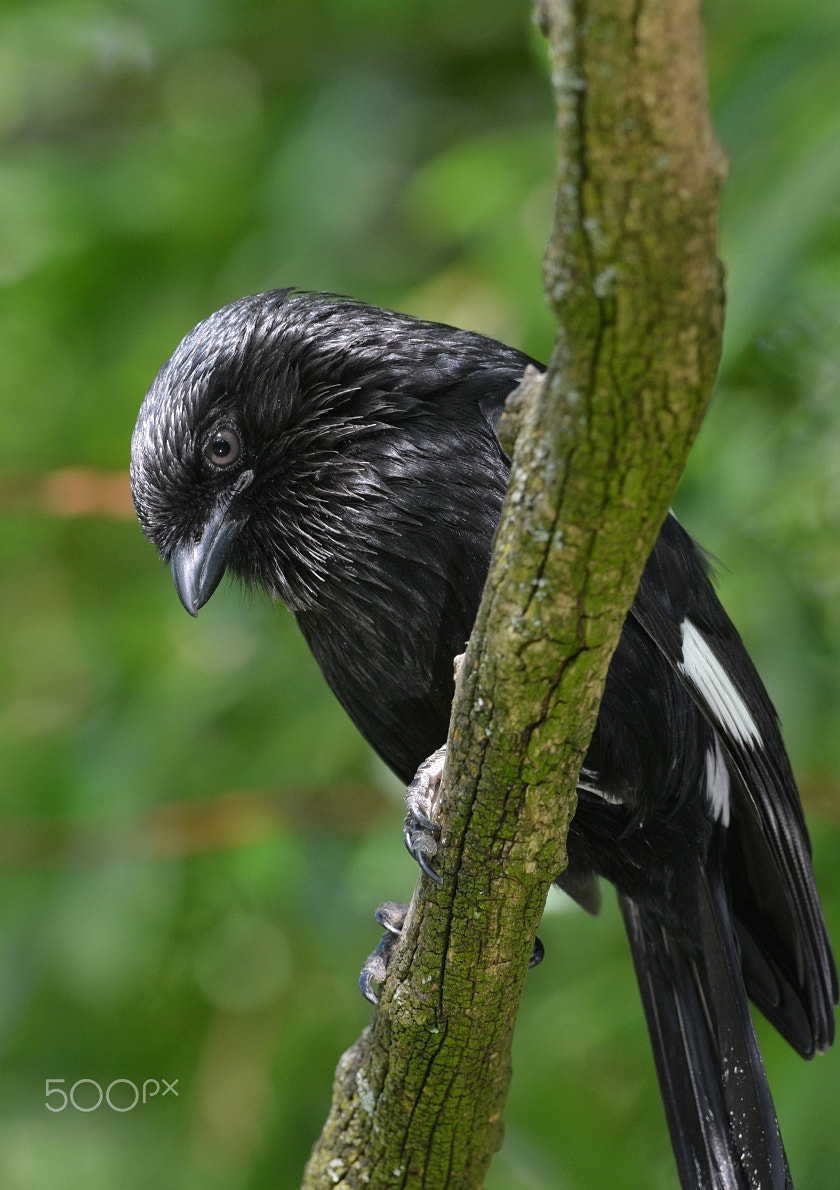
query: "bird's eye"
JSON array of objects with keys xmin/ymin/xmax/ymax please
[{"xmin": 205, "ymin": 427, "xmax": 241, "ymax": 469}]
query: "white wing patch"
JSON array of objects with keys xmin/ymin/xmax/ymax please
[
  {"xmin": 678, "ymin": 618, "xmax": 762, "ymax": 748},
  {"xmin": 704, "ymin": 735, "xmax": 731, "ymax": 826}
]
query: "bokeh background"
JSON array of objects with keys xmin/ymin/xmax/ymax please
[{"xmin": 1, "ymin": 0, "xmax": 839, "ymax": 1186}]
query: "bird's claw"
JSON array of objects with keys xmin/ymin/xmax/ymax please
[
  {"xmin": 404, "ymin": 744, "xmax": 447, "ymax": 883},
  {"xmin": 359, "ymin": 901, "xmax": 410, "ymax": 1005},
  {"xmin": 359, "ymin": 903, "xmax": 543, "ymax": 1004}
]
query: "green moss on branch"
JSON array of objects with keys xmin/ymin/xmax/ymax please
[{"xmin": 302, "ymin": 2, "xmax": 725, "ymax": 1186}]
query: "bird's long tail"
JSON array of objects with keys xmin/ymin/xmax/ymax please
[{"xmin": 619, "ymin": 875, "xmax": 792, "ymax": 1190}]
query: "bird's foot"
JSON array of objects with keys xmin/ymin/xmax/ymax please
[
  {"xmin": 359, "ymin": 901, "xmax": 409, "ymax": 1005},
  {"xmin": 359, "ymin": 899, "xmax": 543, "ymax": 1003},
  {"xmin": 403, "ymin": 744, "xmax": 448, "ymax": 884}
]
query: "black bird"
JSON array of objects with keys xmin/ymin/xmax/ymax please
[{"xmin": 131, "ymin": 289, "xmax": 836, "ymax": 1190}]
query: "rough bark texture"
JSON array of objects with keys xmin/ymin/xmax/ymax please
[{"xmin": 301, "ymin": 1, "xmax": 726, "ymax": 1187}]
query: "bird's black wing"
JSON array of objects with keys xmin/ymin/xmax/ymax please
[
  {"xmin": 631, "ymin": 512, "xmax": 837, "ymax": 1056},
  {"xmin": 481, "ymin": 366, "xmax": 835, "ymax": 1058}
]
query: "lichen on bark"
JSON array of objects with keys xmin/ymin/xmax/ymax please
[{"xmin": 301, "ymin": 2, "xmax": 726, "ymax": 1187}]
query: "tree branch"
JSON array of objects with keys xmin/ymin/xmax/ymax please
[{"xmin": 302, "ymin": 1, "xmax": 726, "ymax": 1186}]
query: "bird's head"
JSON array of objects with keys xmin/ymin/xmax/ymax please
[
  {"xmin": 130, "ymin": 288, "xmax": 525, "ymax": 620},
  {"xmin": 130, "ymin": 289, "xmax": 382, "ymax": 615}
]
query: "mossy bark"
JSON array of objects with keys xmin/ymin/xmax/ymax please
[{"xmin": 301, "ymin": 1, "xmax": 726, "ymax": 1186}]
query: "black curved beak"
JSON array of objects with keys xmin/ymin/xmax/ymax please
[{"xmin": 170, "ymin": 470, "xmax": 254, "ymax": 616}]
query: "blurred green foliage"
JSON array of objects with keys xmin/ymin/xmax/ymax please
[{"xmin": 0, "ymin": 0, "xmax": 839, "ymax": 1187}]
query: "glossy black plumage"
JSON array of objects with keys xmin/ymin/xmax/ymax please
[{"xmin": 131, "ymin": 290, "xmax": 836, "ymax": 1190}]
